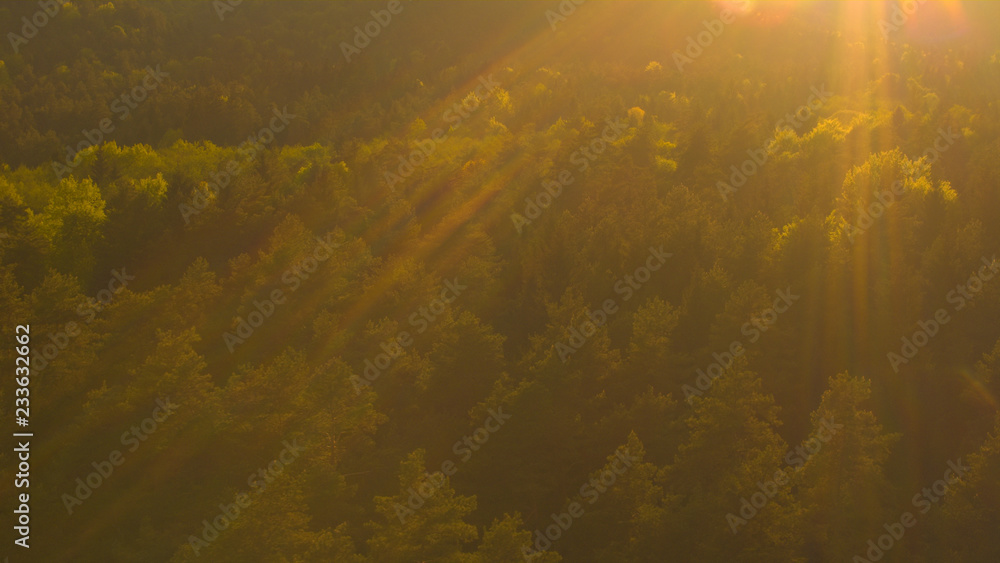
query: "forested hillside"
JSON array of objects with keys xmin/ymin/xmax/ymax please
[{"xmin": 2, "ymin": 1, "xmax": 1000, "ymax": 562}]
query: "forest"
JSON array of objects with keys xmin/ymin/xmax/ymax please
[{"xmin": 1, "ymin": 0, "xmax": 1000, "ymax": 561}]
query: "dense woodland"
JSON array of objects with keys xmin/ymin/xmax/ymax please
[{"xmin": 2, "ymin": 1, "xmax": 1000, "ymax": 561}]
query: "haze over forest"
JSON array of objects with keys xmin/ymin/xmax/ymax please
[{"xmin": 2, "ymin": 1, "xmax": 1000, "ymax": 562}]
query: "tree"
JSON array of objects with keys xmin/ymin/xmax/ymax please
[
  {"xmin": 934, "ymin": 416, "xmax": 1000, "ymax": 563},
  {"xmin": 367, "ymin": 449, "xmax": 478, "ymax": 562},
  {"xmin": 793, "ymin": 373, "xmax": 899, "ymax": 561},
  {"xmin": 649, "ymin": 360, "xmax": 803, "ymax": 562}
]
